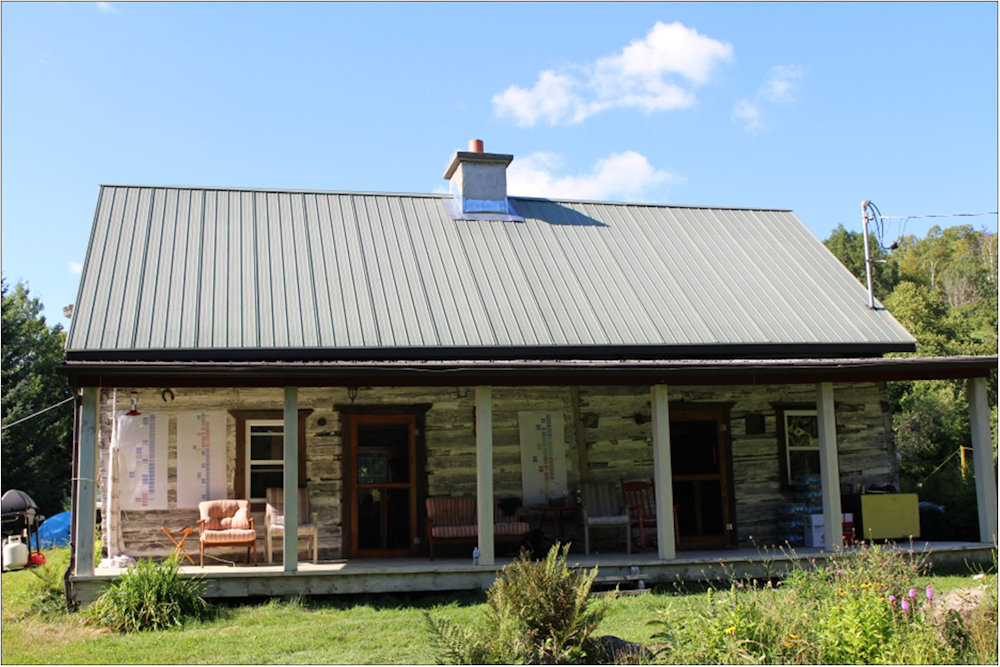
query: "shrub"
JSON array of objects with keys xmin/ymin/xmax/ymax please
[
  {"xmin": 23, "ymin": 546, "xmax": 72, "ymax": 617},
  {"xmin": 85, "ymin": 556, "xmax": 210, "ymax": 632},
  {"xmin": 426, "ymin": 544, "xmax": 615, "ymax": 664},
  {"xmin": 652, "ymin": 542, "xmax": 989, "ymax": 664}
]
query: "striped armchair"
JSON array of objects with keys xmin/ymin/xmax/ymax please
[
  {"xmin": 197, "ymin": 499, "xmax": 257, "ymax": 566},
  {"xmin": 424, "ymin": 496, "xmax": 530, "ymax": 559}
]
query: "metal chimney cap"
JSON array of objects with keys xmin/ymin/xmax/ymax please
[{"xmin": 443, "ymin": 149, "xmax": 513, "ymax": 180}]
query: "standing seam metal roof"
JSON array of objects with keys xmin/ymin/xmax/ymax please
[{"xmin": 67, "ymin": 186, "xmax": 916, "ymax": 356}]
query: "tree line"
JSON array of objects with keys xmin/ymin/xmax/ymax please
[{"xmin": 825, "ymin": 223, "xmax": 998, "ymax": 539}]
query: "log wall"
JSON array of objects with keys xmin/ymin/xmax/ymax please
[{"xmin": 95, "ymin": 382, "xmax": 895, "ymax": 559}]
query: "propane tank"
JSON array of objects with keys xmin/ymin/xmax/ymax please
[{"xmin": 3, "ymin": 535, "xmax": 29, "ymax": 570}]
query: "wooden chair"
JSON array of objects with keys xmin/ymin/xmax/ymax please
[
  {"xmin": 581, "ymin": 481, "xmax": 630, "ymax": 555},
  {"xmin": 197, "ymin": 499, "xmax": 256, "ymax": 566},
  {"xmin": 265, "ymin": 487, "xmax": 318, "ymax": 564},
  {"xmin": 621, "ymin": 480, "xmax": 658, "ymax": 552}
]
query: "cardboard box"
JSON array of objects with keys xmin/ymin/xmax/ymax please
[{"xmin": 804, "ymin": 513, "xmax": 855, "ymax": 548}]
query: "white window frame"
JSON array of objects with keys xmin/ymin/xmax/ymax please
[
  {"xmin": 783, "ymin": 409, "xmax": 820, "ymax": 485},
  {"xmin": 245, "ymin": 419, "xmax": 284, "ymax": 504}
]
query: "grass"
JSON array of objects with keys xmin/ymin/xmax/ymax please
[{"xmin": 1, "ymin": 546, "xmax": 996, "ymax": 664}]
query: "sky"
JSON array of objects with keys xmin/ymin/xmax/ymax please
[{"xmin": 2, "ymin": 1, "xmax": 997, "ymax": 328}]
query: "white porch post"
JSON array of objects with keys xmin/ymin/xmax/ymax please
[
  {"xmin": 967, "ymin": 377, "xmax": 998, "ymax": 543},
  {"xmin": 283, "ymin": 386, "xmax": 299, "ymax": 572},
  {"xmin": 476, "ymin": 386, "xmax": 495, "ymax": 566},
  {"xmin": 651, "ymin": 385, "xmax": 676, "ymax": 560},
  {"xmin": 74, "ymin": 387, "xmax": 98, "ymax": 576},
  {"xmin": 816, "ymin": 382, "xmax": 843, "ymax": 552}
]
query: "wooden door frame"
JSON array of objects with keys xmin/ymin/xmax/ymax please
[
  {"xmin": 345, "ymin": 413, "xmax": 419, "ymax": 558},
  {"xmin": 669, "ymin": 404, "xmax": 736, "ymax": 548}
]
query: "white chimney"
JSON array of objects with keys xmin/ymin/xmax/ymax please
[{"xmin": 443, "ymin": 139, "xmax": 514, "ymax": 215}]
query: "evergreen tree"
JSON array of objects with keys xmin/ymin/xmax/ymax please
[{"xmin": 1, "ymin": 279, "xmax": 73, "ymax": 517}]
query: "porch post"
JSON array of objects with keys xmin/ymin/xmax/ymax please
[
  {"xmin": 651, "ymin": 385, "xmax": 676, "ymax": 560},
  {"xmin": 816, "ymin": 382, "xmax": 843, "ymax": 552},
  {"xmin": 283, "ymin": 386, "xmax": 299, "ymax": 572},
  {"xmin": 476, "ymin": 386, "xmax": 495, "ymax": 566},
  {"xmin": 74, "ymin": 387, "xmax": 98, "ymax": 576},
  {"xmin": 967, "ymin": 377, "xmax": 998, "ymax": 543}
]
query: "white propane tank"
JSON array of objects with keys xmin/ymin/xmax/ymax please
[{"xmin": 3, "ymin": 535, "xmax": 29, "ymax": 570}]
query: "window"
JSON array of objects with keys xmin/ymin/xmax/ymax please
[
  {"xmin": 779, "ymin": 408, "xmax": 820, "ymax": 486},
  {"xmin": 230, "ymin": 409, "xmax": 310, "ymax": 508},
  {"xmin": 246, "ymin": 420, "xmax": 284, "ymax": 503}
]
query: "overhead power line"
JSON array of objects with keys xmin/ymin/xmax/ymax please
[
  {"xmin": 1, "ymin": 396, "xmax": 75, "ymax": 431},
  {"xmin": 878, "ymin": 211, "xmax": 997, "ymax": 220}
]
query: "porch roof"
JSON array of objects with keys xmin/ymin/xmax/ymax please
[{"xmin": 59, "ymin": 354, "xmax": 996, "ymax": 387}]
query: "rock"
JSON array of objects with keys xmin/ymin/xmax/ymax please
[{"xmin": 593, "ymin": 635, "xmax": 652, "ymax": 664}]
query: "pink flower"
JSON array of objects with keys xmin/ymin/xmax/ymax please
[
  {"xmin": 908, "ymin": 588, "xmax": 917, "ymax": 600},
  {"xmin": 925, "ymin": 585, "xmax": 933, "ymax": 601},
  {"xmin": 888, "ymin": 595, "xmax": 896, "ymax": 607},
  {"xmin": 901, "ymin": 598, "xmax": 910, "ymax": 612}
]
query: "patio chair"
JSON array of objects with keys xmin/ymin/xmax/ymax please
[
  {"xmin": 621, "ymin": 480, "xmax": 658, "ymax": 551},
  {"xmin": 264, "ymin": 487, "xmax": 318, "ymax": 564},
  {"xmin": 581, "ymin": 481, "xmax": 630, "ymax": 555},
  {"xmin": 197, "ymin": 499, "xmax": 256, "ymax": 566}
]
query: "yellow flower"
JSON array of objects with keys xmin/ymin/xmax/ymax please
[
  {"xmin": 724, "ymin": 626, "xmax": 737, "ymax": 635},
  {"xmin": 788, "ymin": 633, "xmax": 799, "ymax": 640}
]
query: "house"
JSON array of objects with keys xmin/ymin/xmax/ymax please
[{"xmin": 60, "ymin": 140, "xmax": 997, "ymax": 597}]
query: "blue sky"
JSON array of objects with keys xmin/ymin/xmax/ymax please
[{"xmin": 2, "ymin": 2, "xmax": 997, "ymax": 328}]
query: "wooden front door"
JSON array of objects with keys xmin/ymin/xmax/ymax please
[
  {"xmin": 347, "ymin": 415, "xmax": 418, "ymax": 557},
  {"xmin": 671, "ymin": 409, "xmax": 734, "ymax": 549}
]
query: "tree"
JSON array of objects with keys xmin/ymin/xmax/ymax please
[
  {"xmin": 1, "ymin": 279, "xmax": 73, "ymax": 517},
  {"xmin": 823, "ymin": 224, "xmax": 900, "ymax": 301},
  {"xmin": 825, "ymin": 223, "xmax": 997, "ymax": 540}
]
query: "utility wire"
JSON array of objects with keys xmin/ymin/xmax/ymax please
[
  {"xmin": 878, "ymin": 211, "xmax": 997, "ymax": 220},
  {"xmin": 1, "ymin": 396, "xmax": 74, "ymax": 431}
]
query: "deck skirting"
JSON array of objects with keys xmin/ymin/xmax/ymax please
[{"xmin": 67, "ymin": 542, "xmax": 996, "ymax": 607}]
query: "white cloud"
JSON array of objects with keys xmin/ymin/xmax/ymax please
[
  {"xmin": 493, "ymin": 21, "xmax": 732, "ymax": 126},
  {"xmin": 733, "ymin": 64, "xmax": 806, "ymax": 131},
  {"xmin": 763, "ymin": 65, "xmax": 805, "ymax": 103},
  {"xmin": 96, "ymin": 2, "xmax": 116, "ymax": 12},
  {"xmin": 492, "ymin": 70, "xmax": 579, "ymax": 127},
  {"xmin": 507, "ymin": 150, "xmax": 677, "ymax": 201},
  {"xmin": 69, "ymin": 261, "xmax": 83, "ymax": 275},
  {"xmin": 732, "ymin": 99, "xmax": 763, "ymax": 131}
]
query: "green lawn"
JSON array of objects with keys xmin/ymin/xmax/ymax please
[{"xmin": 1, "ymin": 548, "xmax": 995, "ymax": 665}]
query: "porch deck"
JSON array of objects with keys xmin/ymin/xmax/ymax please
[{"xmin": 68, "ymin": 541, "xmax": 995, "ymax": 606}]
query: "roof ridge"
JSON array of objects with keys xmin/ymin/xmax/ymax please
[{"xmin": 96, "ymin": 184, "xmax": 793, "ymax": 213}]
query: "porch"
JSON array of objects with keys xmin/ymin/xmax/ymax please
[{"xmin": 68, "ymin": 541, "xmax": 996, "ymax": 606}]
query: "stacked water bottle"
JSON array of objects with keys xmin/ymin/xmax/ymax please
[{"xmin": 776, "ymin": 476, "xmax": 823, "ymax": 547}]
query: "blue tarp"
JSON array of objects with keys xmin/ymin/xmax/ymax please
[{"xmin": 32, "ymin": 511, "xmax": 71, "ymax": 549}]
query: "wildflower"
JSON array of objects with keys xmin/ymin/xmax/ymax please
[
  {"xmin": 901, "ymin": 598, "xmax": 910, "ymax": 612},
  {"xmin": 724, "ymin": 626, "xmax": 737, "ymax": 635},
  {"xmin": 925, "ymin": 585, "xmax": 933, "ymax": 601},
  {"xmin": 888, "ymin": 594, "xmax": 896, "ymax": 608},
  {"xmin": 908, "ymin": 588, "xmax": 916, "ymax": 600},
  {"xmin": 836, "ymin": 569, "xmax": 846, "ymax": 574}
]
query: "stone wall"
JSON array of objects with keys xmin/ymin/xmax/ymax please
[{"xmin": 94, "ymin": 381, "xmax": 895, "ymax": 559}]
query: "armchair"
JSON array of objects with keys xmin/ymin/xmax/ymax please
[
  {"xmin": 265, "ymin": 487, "xmax": 318, "ymax": 564},
  {"xmin": 197, "ymin": 499, "xmax": 257, "ymax": 566}
]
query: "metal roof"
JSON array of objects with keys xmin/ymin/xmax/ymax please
[{"xmin": 66, "ymin": 185, "xmax": 916, "ymax": 359}]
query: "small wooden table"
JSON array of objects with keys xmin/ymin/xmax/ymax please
[{"xmin": 161, "ymin": 525, "xmax": 196, "ymax": 565}]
